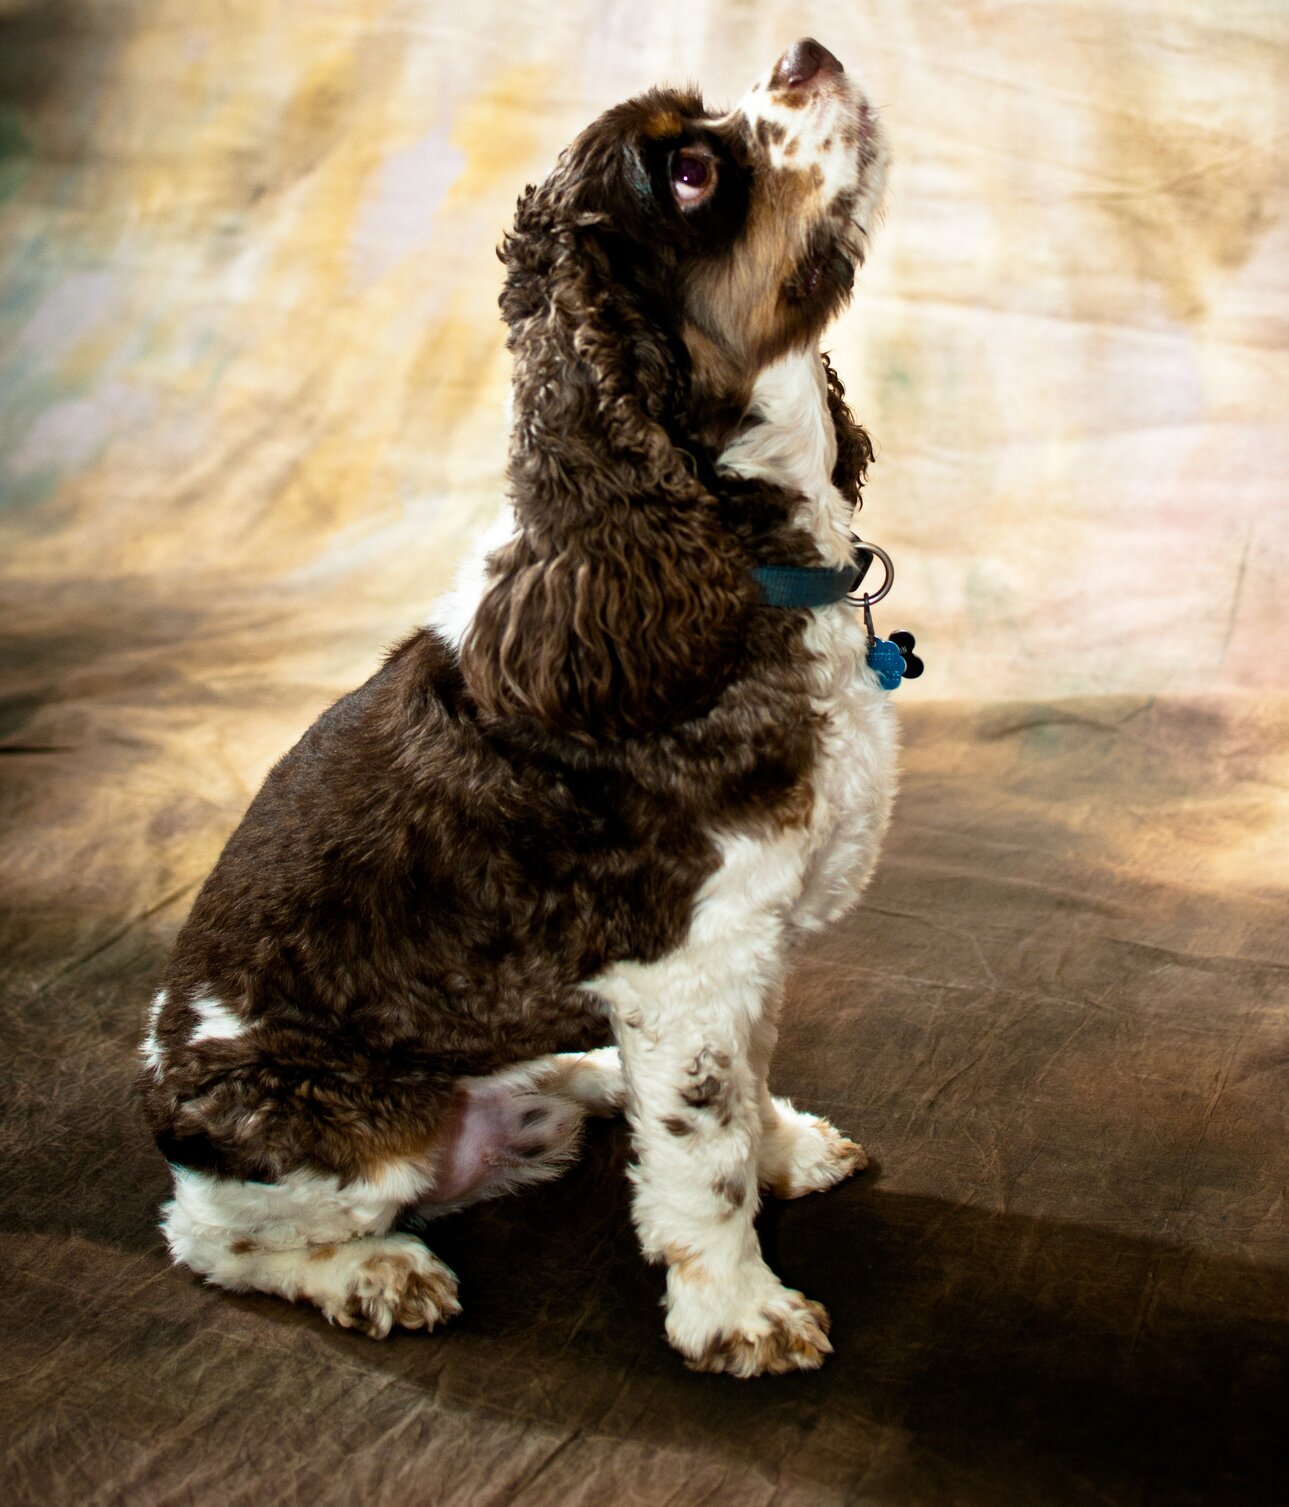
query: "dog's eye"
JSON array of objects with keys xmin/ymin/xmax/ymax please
[{"xmin": 671, "ymin": 150, "xmax": 717, "ymax": 208}]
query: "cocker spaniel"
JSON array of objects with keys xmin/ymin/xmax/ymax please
[{"xmin": 140, "ymin": 38, "xmax": 896, "ymax": 1378}]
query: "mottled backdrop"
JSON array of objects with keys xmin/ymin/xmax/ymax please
[
  {"xmin": 2, "ymin": 5, "xmax": 1287, "ymax": 1504},
  {"xmin": 3, "ymin": 0, "xmax": 1287, "ymax": 698}
]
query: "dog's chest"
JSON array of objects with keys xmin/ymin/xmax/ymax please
[{"xmin": 792, "ymin": 602, "xmax": 898, "ymax": 929}]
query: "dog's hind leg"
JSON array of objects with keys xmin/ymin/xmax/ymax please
[
  {"xmin": 411, "ymin": 1048, "xmax": 625, "ymax": 1220},
  {"xmin": 160, "ymin": 1051, "xmax": 624, "ymax": 1334},
  {"xmin": 162, "ymin": 1163, "xmax": 461, "ymax": 1339}
]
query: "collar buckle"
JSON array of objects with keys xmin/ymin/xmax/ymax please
[{"xmin": 847, "ymin": 537, "xmax": 894, "ymax": 606}]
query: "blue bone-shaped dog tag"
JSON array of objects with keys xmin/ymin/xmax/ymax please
[
  {"xmin": 866, "ymin": 631, "xmax": 924, "ymax": 691},
  {"xmin": 866, "ymin": 637, "xmax": 906, "ymax": 690}
]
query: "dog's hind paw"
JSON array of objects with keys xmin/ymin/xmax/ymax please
[{"xmin": 321, "ymin": 1235, "xmax": 461, "ymax": 1340}]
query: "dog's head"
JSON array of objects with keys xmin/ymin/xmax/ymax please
[
  {"xmin": 464, "ymin": 42, "xmax": 887, "ymax": 739},
  {"xmin": 502, "ymin": 39, "xmax": 886, "ymax": 432}
]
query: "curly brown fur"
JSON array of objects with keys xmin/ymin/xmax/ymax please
[
  {"xmin": 141, "ymin": 619, "xmax": 820, "ymax": 1181},
  {"xmin": 144, "ymin": 72, "xmax": 877, "ymax": 1179},
  {"xmin": 822, "ymin": 351, "xmax": 874, "ymax": 511}
]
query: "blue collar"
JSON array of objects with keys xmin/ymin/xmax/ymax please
[
  {"xmin": 752, "ymin": 537, "xmax": 877, "ymax": 609},
  {"xmin": 753, "ymin": 538, "xmax": 923, "ymax": 688}
]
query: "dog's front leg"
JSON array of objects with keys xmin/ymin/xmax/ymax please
[
  {"xmin": 613, "ymin": 979, "xmax": 832, "ymax": 1376},
  {"xmin": 593, "ymin": 879, "xmax": 832, "ymax": 1376}
]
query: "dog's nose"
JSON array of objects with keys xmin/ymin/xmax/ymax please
[{"xmin": 770, "ymin": 38, "xmax": 844, "ymax": 90}]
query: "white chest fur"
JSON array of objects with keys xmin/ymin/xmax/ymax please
[
  {"xmin": 717, "ymin": 348, "xmax": 898, "ymax": 932},
  {"xmin": 431, "ymin": 348, "xmax": 899, "ymax": 933},
  {"xmin": 585, "ymin": 350, "xmax": 897, "ymax": 1376}
]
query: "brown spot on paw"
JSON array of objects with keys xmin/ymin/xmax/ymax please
[
  {"xmin": 685, "ymin": 1296, "xmax": 833, "ymax": 1378},
  {"xmin": 229, "ymin": 1238, "xmax": 260, "ymax": 1255},
  {"xmin": 830, "ymin": 1133, "xmax": 867, "ymax": 1169},
  {"xmin": 661, "ymin": 1114, "xmax": 693, "ymax": 1137},
  {"xmin": 331, "ymin": 1247, "xmax": 461, "ymax": 1339},
  {"xmin": 392, "ymin": 1266, "xmax": 462, "ymax": 1331},
  {"xmin": 765, "ymin": 1120, "xmax": 869, "ymax": 1198},
  {"xmin": 307, "ymin": 1243, "xmax": 337, "ymax": 1262}
]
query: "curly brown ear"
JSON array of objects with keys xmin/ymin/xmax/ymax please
[
  {"xmin": 821, "ymin": 353, "xmax": 874, "ymax": 514},
  {"xmin": 463, "ymin": 199, "xmax": 755, "ymax": 739},
  {"xmin": 462, "ymin": 511, "xmax": 753, "ymax": 739}
]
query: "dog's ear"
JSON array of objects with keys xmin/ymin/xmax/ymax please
[
  {"xmin": 462, "ymin": 512, "xmax": 751, "ymax": 740},
  {"xmin": 821, "ymin": 353, "xmax": 874, "ymax": 514},
  {"xmin": 463, "ymin": 203, "xmax": 755, "ymax": 740}
]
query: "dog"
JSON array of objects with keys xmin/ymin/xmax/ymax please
[{"xmin": 140, "ymin": 37, "xmax": 896, "ymax": 1378}]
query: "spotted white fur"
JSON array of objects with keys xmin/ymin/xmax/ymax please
[
  {"xmin": 163, "ymin": 1159, "xmax": 458, "ymax": 1338},
  {"xmin": 712, "ymin": 49, "xmax": 890, "ymax": 246},
  {"xmin": 585, "ymin": 346, "xmax": 896, "ymax": 1372}
]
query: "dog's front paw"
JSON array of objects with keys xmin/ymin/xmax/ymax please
[
  {"xmin": 760, "ymin": 1098, "xmax": 867, "ymax": 1199},
  {"xmin": 665, "ymin": 1262, "xmax": 833, "ymax": 1378},
  {"xmin": 671, "ymin": 1283, "xmax": 833, "ymax": 1378}
]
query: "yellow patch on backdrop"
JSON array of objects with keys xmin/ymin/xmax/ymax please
[{"xmin": 446, "ymin": 64, "xmax": 554, "ymax": 208}]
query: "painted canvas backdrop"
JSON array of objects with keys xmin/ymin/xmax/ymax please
[
  {"xmin": 3, "ymin": 12, "xmax": 1288, "ymax": 1497},
  {"xmin": 3, "ymin": 0, "xmax": 1286, "ymax": 703}
]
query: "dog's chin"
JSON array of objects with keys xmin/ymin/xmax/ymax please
[
  {"xmin": 849, "ymin": 101, "xmax": 891, "ymax": 244},
  {"xmin": 783, "ymin": 244, "xmax": 856, "ymax": 309}
]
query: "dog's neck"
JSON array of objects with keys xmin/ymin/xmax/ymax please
[{"xmin": 716, "ymin": 347, "xmax": 856, "ymax": 571}]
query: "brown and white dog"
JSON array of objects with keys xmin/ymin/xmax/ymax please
[{"xmin": 140, "ymin": 39, "xmax": 896, "ymax": 1378}]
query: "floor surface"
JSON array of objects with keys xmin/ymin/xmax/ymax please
[{"xmin": 3, "ymin": 602, "xmax": 1285, "ymax": 1504}]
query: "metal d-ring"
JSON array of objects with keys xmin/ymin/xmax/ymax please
[{"xmin": 848, "ymin": 540, "xmax": 894, "ymax": 607}]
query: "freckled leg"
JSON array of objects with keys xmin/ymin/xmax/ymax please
[
  {"xmin": 216, "ymin": 1233, "xmax": 462, "ymax": 1339},
  {"xmin": 162, "ymin": 1169, "xmax": 462, "ymax": 1340},
  {"xmin": 610, "ymin": 976, "xmax": 832, "ymax": 1378}
]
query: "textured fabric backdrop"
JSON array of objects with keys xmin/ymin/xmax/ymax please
[
  {"xmin": 3, "ymin": 6, "xmax": 1288, "ymax": 1504},
  {"xmin": 2, "ymin": 0, "xmax": 1286, "ymax": 700}
]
